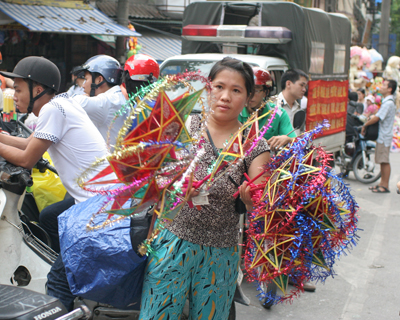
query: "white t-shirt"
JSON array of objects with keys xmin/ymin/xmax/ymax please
[
  {"xmin": 73, "ymin": 85, "xmax": 128, "ymax": 150},
  {"xmin": 66, "ymin": 85, "xmax": 85, "ymax": 98},
  {"xmin": 277, "ymin": 92, "xmax": 302, "ymax": 136},
  {"xmin": 34, "ymin": 93, "xmax": 108, "ymax": 203}
]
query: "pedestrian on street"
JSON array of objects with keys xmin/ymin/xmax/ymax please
[
  {"xmin": 238, "ymin": 67, "xmax": 296, "ymax": 150},
  {"xmin": 277, "ymin": 69, "xmax": 309, "ymax": 136},
  {"xmin": 139, "ymin": 57, "xmax": 270, "ymax": 319},
  {"xmin": 362, "ymin": 79, "xmax": 397, "ymax": 193},
  {"xmin": 357, "ymin": 88, "xmax": 367, "ymax": 113}
]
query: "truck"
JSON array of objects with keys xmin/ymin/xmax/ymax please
[{"xmin": 159, "ymin": 1, "xmax": 352, "ymax": 154}]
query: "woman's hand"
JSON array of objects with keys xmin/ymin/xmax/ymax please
[
  {"xmin": 239, "ymin": 181, "xmax": 254, "ymax": 212},
  {"xmin": 182, "ymin": 176, "xmax": 201, "ymax": 201},
  {"xmin": 188, "ymin": 187, "xmax": 201, "ymax": 201}
]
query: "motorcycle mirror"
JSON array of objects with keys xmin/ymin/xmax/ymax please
[{"xmin": 293, "ymin": 109, "xmax": 306, "ymax": 130}]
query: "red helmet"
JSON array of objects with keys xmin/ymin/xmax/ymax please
[
  {"xmin": 124, "ymin": 54, "xmax": 159, "ymax": 82},
  {"xmin": 253, "ymin": 67, "xmax": 273, "ymax": 88}
]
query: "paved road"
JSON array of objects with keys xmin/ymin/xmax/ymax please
[{"xmin": 236, "ymin": 151, "xmax": 400, "ymax": 320}]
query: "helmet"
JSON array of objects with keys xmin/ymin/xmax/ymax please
[
  {"xmin": 0, "ymin": 56, "xmax": 61, "ymax": 113},
  {"xmin": 252, "ymin": 67, "xmax": 273, "ymax": 88},
  {"xmin": 0, "ymin": 56, "xmax": 61, "ymax": 91},
  {"xmin": 124, "ymin": 54, "xmax": 159, "ymax": 82},
  {"xmin": 81, "ymin": 55, "xmax": 122, "ymax": 96},
  {"xmin": 70, "ymin": 65, "xmax": 85, "ymax": 79},
  {"xmin": 82, "ymin": 55, "xmax": 122, "ymax": 85}
]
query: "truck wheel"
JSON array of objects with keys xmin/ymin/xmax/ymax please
[{"xmin": 352, "ymin": 150, "xmax": 381, "ymax": 184}]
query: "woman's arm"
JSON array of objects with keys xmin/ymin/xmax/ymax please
[{"xmin": 239, "ymin": 151, "xmax": 271, "ymax": 211}]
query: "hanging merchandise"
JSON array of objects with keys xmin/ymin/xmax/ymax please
[
  {"xmin": 126, "ymin": 23, "xmax": 142, "ymax": 59},
  {"xmin": 244, "ymin": 121, "xmax": 359, "ymax": 305}
]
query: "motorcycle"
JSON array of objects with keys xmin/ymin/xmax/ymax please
[
  {"xmin": 335, "ymin": 126, "xmax": 381, "ymax": 183},
  {"xmin": 0, "ymin": 284, "xmax": 91, "ymax": 320},
  {"xmin": 0, "ymin": 117, "xmax": 240, "ymax": 320}
]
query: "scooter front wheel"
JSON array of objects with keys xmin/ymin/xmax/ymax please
[{"xmin": 352, "ymin": 149, "xmax": 381, "ymax": 184}]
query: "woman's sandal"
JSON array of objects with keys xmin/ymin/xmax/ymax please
[
  {"xmin": 368, "ymin": 185, "xmax": 380, "ymax": 190},
  {"xmin": 371, "ymin": 186, "xmax": 390, "ymax": 193}
]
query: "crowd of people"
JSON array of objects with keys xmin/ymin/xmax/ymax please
[{"xmin": 1, "ymin": 51, "xmax": 379, "ymax": 317}]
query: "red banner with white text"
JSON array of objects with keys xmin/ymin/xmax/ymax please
[{"xmin": 306, "ymin": 80, "xmax": 348, "ymax": 136}]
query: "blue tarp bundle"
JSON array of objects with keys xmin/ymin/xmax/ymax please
[{"xmin": 58, "ymin": 195, "xmax": 147, "ymax": 308}]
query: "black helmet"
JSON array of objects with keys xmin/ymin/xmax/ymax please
[
  {"xmin": 81, "ymin": 55, "xmax": 122, "ymax": 95},
  {"xmin": 0, "ymin": 56, "xmax": 61, "ymax": 113},
  {"xmin": 70, "ymin": 65, "xmax": 85, "ymax": 79},
  {"xmin": 0, "ymin": 56, "xmax": 61, "ymax": 91}
]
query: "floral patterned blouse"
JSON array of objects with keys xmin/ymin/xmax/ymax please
[{"xmin": 167, "ymin": 115, "xmax": 270, "ymax": 248}]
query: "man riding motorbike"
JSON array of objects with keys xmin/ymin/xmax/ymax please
[{"xmin": 0, "ymin": 56, "xmax": 108, "ymax": 254}]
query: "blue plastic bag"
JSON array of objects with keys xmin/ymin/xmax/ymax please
[{"xmin": 58, "ymin": 195, "xmax": 147, "ymax": 308}]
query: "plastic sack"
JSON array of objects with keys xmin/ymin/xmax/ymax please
[
  {"xmin": 31, "ymin": 152, "xmax": 66, "ymax": 212},
  {"xmin": 58, "ymin": 194, "xmax": 147, "ymax": 309}
]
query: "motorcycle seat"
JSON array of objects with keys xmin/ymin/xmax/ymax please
[{"xmin": 0, "ymin": 284, "xmax": 67, "ymax": 320}]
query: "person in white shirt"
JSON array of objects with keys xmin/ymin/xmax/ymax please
[
  {"xmin": 0, "ymin": 56, "xmax": 108, "ymax": 253},
  {"xmin": 277, "ymin": 69, "xmax": 309, "ymax": 136},
  {"xmin": 73, "ymin": 55, "xmax": 126, "ymax": 150},
  {"xmin": 66, "ymin": 66, "xmax": 85, "ymax": 97},
  {"xmin": 362, "ymin": 79, "xmax": 397, "ymax": 193}
]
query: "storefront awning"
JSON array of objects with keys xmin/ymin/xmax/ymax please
[
  {"xmin": 137, "ymin": 33, "xmax": 181, "ymax": 62},
  {"xmin": 0, "ymin": 2, "xmax": 141, "ymax": 36}
]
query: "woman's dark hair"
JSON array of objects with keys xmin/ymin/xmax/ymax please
[
  {"xmin": 208, "ymin": 57, "xmax": 254, "ymax": 98},
  {"xmin": 348, "ymin": 91, "xmax": 358, "ymax": 102},
  {"xmin": 356, "ymin": 88, "xmax": 365, "ymax": 96}
]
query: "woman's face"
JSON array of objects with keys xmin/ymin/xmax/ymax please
[{"xmin": 209, "ymin": 69, "xmax": 249, "ymax": 122}]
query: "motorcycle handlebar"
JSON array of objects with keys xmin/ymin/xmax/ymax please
[
  {"xmin": 45, "ymin": 162, "xmax": 58, "ymax": 175},
  {"xmin": 35, "ymin": 158, "xmax": 58, "ymax": 175},
  {"xmin": 55, "ymin": 305, "xmax": 91, "ymax": 320},
  {"xmin": 20, "ymin": 171, "xmax": 33, "ymax": 187}
]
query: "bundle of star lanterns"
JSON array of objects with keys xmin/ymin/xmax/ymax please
[
  {"xmin": 244, "ymin": 121, "xmax": 359, "ymax": 305},
  {"xmin": 77, "ymin": 73, "xmax": 207, "ymax": 229},
  {"xmin": 77, "ymin": 72, "xmax": 278, "ymax": 255}
]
